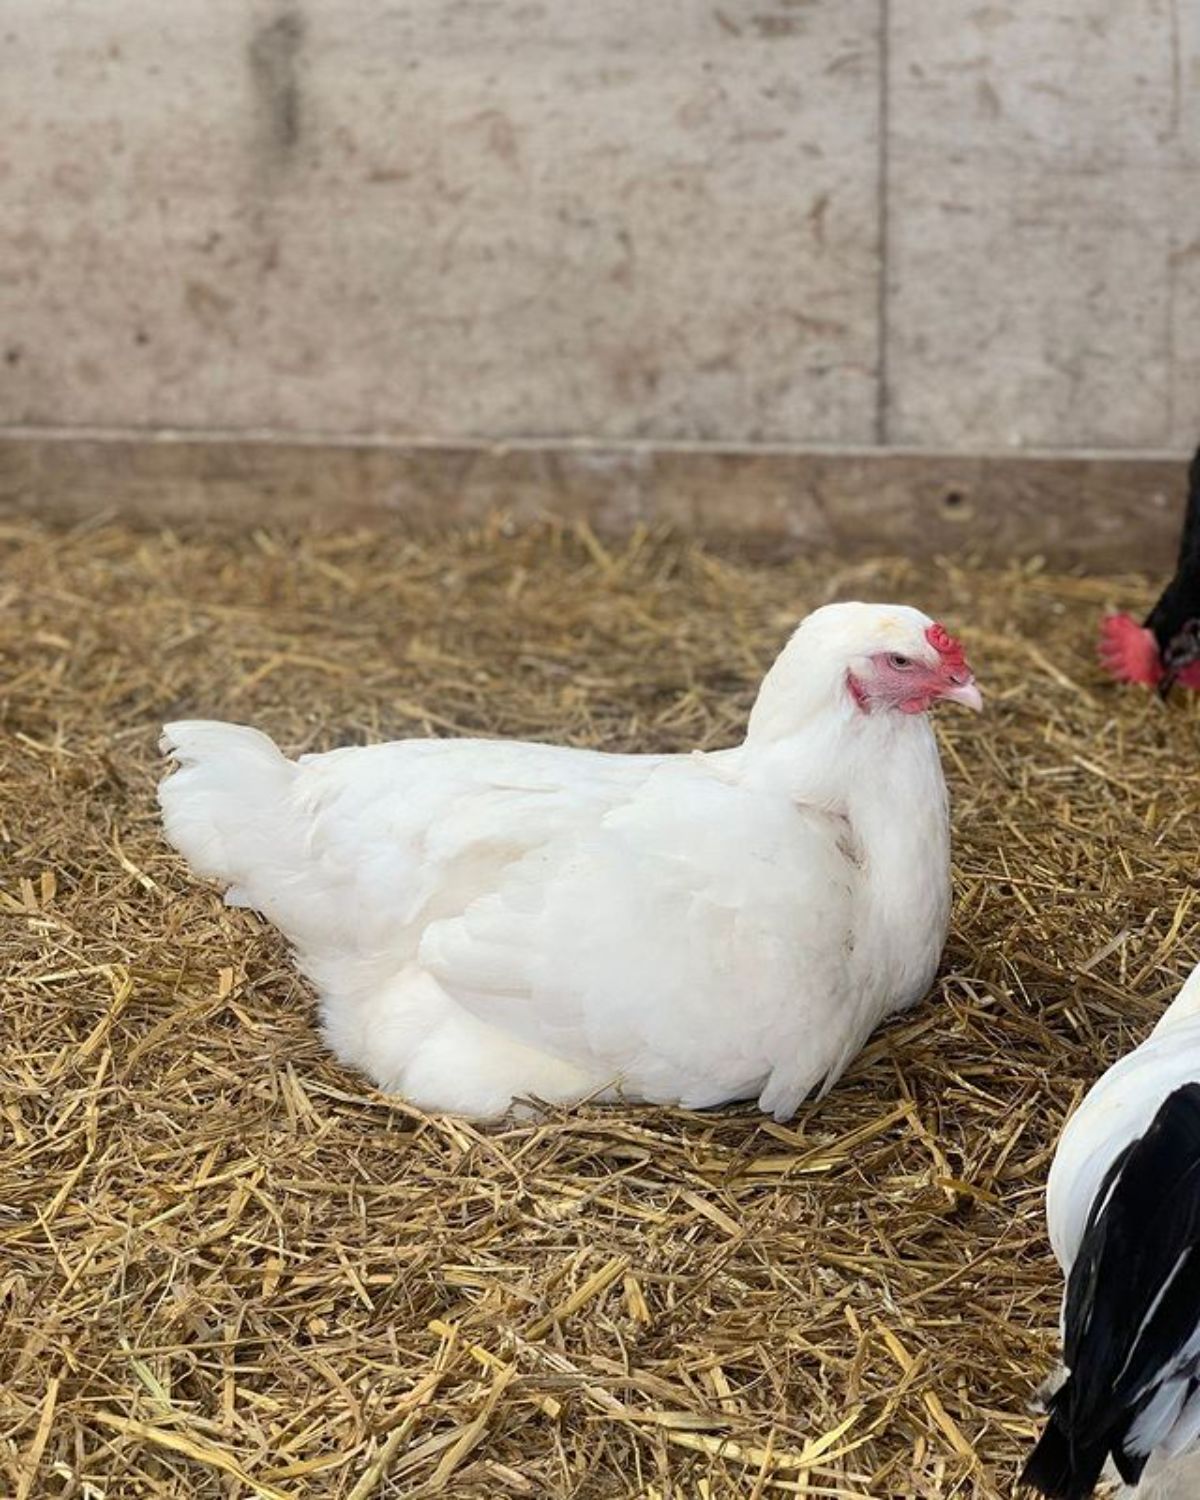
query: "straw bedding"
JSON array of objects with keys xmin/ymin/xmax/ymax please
[{"xmin": 2, "ymin": 514, "xmax": 1199, "ymax": 1499}]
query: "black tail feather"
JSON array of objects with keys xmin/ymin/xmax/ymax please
[
  {"xmin": 1020, "ymin": 1415, "xmax": 1109, "ymax": 1500},
  {"xmin": 1111, "ymin": 1442, "xmax": 1150, "ymax": 1488}
]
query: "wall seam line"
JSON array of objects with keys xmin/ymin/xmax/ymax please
[{"xmin": 874, "ymin": 0, "xmax": 891, "ymax": 447}]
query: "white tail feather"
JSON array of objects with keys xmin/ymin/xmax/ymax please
[{"xmin": 158, "ymin": 720, "xmax": 296, "ymax": 893}]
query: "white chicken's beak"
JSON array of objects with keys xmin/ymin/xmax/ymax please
[{"xmin": 941, "ymin": 678, "xmax": 983, "ymax": 712}]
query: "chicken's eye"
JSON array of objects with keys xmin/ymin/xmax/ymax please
[{"xmin": 888, "ymin": 653, "xmax": 913, "ymax": 670}]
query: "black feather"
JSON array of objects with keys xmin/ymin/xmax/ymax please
[
  {"xmin": 1024, "ymin": 1084, "xmax": 1200, "ymax": 1498},
  {"xmin": 1020, "ymin": 1417, "xmax": 1109, "ymax": 1500}
]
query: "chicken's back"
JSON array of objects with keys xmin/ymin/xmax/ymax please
[{"xmin": 160, "ymin": 721, "xmax": 671, "ymax": 959}]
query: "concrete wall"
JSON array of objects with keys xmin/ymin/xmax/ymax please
[{"xmin": 1, "ymin": 1, "xmax": 1197, "ymax": 463}]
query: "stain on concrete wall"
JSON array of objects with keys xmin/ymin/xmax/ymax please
[
  {"xmin": 248, "ymin": 8, "xmax": 307, "ymax": 163},
  {"xmin": 0, "ymin": 0, "xmax": 1196, "ymax": 451}
]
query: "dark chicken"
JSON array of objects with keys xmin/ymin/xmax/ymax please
[{"xmin": 1098, "ymin": 447, "xmax": 1200, "ymax": 697}]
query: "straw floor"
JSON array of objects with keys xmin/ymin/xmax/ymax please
[{"xmin": 3, "ymin": 515, "xmax": 1199, "ymax": 1500}]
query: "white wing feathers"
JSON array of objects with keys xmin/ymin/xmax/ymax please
[{"xmin": 420, "ymin": 765, "xmax": 859, "ymax": 1111}]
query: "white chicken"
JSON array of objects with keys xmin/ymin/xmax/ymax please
[
  {"xmin": 158, "ymin": 601, "xmax": 980, "ymax": 1120},
  {"xmin": 1024, "ymin": 962, "xmax": 1200, "ymax": 1500}
]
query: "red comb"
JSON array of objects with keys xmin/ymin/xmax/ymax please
[
  {"xmin": 925, "ymin": 622, "xmax": 968, "ymax": 671},
  {"xmin": 1098, "ymin": 613, "xmax": 1163, "ymax": 687}
]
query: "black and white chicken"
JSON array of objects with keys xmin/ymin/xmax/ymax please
[{"xmin": 1024, "ymin": 963, "xmax": 1200, "ymax": 1499}]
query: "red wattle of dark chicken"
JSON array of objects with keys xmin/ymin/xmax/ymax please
[{"xmin": 1098, "ymin": 447, "xmax": 1200, "ymax": 697}]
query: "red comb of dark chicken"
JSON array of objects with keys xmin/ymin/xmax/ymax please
[
  {"xmin": 1097, "ymin": 446, "xmax": 1200, "ymax": 697},
  {"xmin": 1097, "ymin": 613, "xmax": 1165, "ymax": 687}
]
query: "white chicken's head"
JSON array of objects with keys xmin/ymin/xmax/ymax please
[
  {"xmin": 828, "ymin": 603, "xmax": 981, "ymax": 717},
  {"xmin": 747, "ymin": 602, "xmax": 981, "ymax": 742}
]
